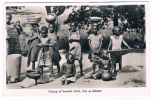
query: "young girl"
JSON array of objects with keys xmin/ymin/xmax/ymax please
[
  {"xmin": 36, "ymin": 26, "xmax": 54, "ymax": 81},
  {"xmin": 68, "ymin": 22, "xmax": 83, "ymax": 76},
  {"xmin": 88, "ymin": 24, "xmax": 103, "ymax": 74},
  {"xmin": 108, "ymin": 26, "xmax": 131, "ymax": 74},
  {"xmin": 27, "ymin": 27, "xmax": 39, "ymax": 70},
  {"xmin": 48, "ymin": 23, "xmax": 61, "ymax": 75}
]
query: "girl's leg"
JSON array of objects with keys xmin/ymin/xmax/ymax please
[
  {"xmin": 79, "ymin": 60, "xmax": 84, "ymax": 76},
  {"xmin": 119, "ymin": 56, "xmax": 122, "ymax": 74},
  {"xmin": 32, "ymin": 61, "xmax": 35, "ymax": 70},
  {"xmin": 56, "ymin": 63, "xmax": 61, "ymax": 75},
  {"xmin": 49, "ymin": 66, "xmax": 55, "ymax": 81},
  {"xmin": 113, "ymin": 64, "xmax": 117, "ymax": 74},
  {"xmin": 92, "ymin": 63, "xmax": 96, "ymax": 74}
]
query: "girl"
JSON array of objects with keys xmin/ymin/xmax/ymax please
[
  {"xmin": 27, "ymin": 27, "xmax": 39, "ymax": 70},
  {"xmin": 68, "ymin": 22, "xmax": 83, "ymax": 76},
  {"xmin": 108, "ymin": 26, "xmax": 131, "ymax": 74},
  {"xmin": 36, "ymin": 26, "xmax": 55, "ymax": 81},
  {"xmin": 48, "ymin": 23, "xmax": 61, "ymax": 75},
  {"xmin": 88, "ymin": 24, "xmax": 103, "ymax": 74}
]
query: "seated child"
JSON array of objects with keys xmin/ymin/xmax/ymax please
[
  {"xmin": 60, "ymin": 53, "xmax": 76, "ymax": 85},
  {"xmin": 36, "ymin": 26, "xmax": 55, "ymax": 81},
  {"xmin": 92, "ymin": 50, "xmax": 113, "ymax": 80},
  {"xmin": 88, "ymin": 24, "xmax": 103, "ymax": 74}
]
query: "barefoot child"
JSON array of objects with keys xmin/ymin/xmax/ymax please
[
  {"xmin": 108, "ymin": 26, "xmax": 131, "ymax": 74},
  {"xmin": 68, "ymin": 22, "xmax": 83, "ymax": 76},
  {"xmin": 36, "ymin": 26, "xmax": 55, "ymax": 81},
  {"xmin": 27, "ymin": 27, "xmax": 39, "ymax": 70},
  {"xmin": 88, "ymin": 24, "xmax": 103, "ymax": 74},
  {"xmin": 48, "ymin": 23, "xmax": 61, "ymax": 75},
  {"xmin": 60, "ymin": 53, "xmax": 76, "ymax": 85},
  {"xmin": 92, "ymin": 50, "xmax": 113, "ymax": 80}
]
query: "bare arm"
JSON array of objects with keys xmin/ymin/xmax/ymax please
[
  {"xmin": 107, "ymin": 39, "xmax": 112, "ymax": 50},
  {"xmin": 61, "ymin": 63, "xmax": 66, "ymax": 74},
  {"xmin": 88, "ymin": 39, "xmax": 94, "ymax": 51},
  {"xmin": 98, "ymin": 35, "xmax": 103, "ymax": 52},
  {"xmin": 122, "ymin": 39, "xmax": 131, "ymax": 49}
]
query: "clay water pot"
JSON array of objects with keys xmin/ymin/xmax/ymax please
[
  {"xmin": 101, "ymin": 71, "xmax": 112, "ymax": 81},
  {"xmin": 45, "ymin": 14, "xmax": 56, "ymax": 23}
]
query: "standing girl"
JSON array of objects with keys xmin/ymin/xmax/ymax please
[
  {"xmin": 37, "ymin": 26, "xmax": 55, "ymax": 81},
  {"xmin": 88, "ymin": 24, "xmax": 103, "ymax": 74},
  {"xmin": 68, "ymin": 22, "xmax": 83, "ymax": 76},
  {"xmin": 108, "ymin": 26, "xmax": 131, "ymax": 74},
  {"xmin": 27, "ymin": 27, "xmax": 39, "ymax": 70},
  {"xmin": 48, "ymin": 23, "xmax": 61, "ymax": 75}
]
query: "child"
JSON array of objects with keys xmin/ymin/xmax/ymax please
[
  {"xmin": 36, "ymin": 26, "xmax": 55, "ymax": 81},
  {"xmin": 60, "ymin": 53, "xmax": 76, "ymax": 85},
  {"xmin": 92, "ymin": 50, "xmax": 113, "ymax": 80},
  {"xmin": 48, "ymin": 23, "xmax": 61, "ymax": 75},
  {"xmin": 88, "ymin": 24, "xmax": 103, "ymax": 74},
  {"xmin": 6, "ymin": 13, "xmax": 23, "ymax": 35},
  {"xmin": 108, "ymin": 26, "xmax": 131, "ymax": 74},
  {"xmin": 27, "ymin": 27, "xmax": 39, "ymax": 70},
  {"xmin": 6, "ymin": 13, "xmax": 22, "ymax": 55},
  {"xmin": 68, "ymin": 22, "xmax": 83, "ymax": 76}
]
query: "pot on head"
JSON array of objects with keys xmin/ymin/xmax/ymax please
[{"xmin": 45, "ymin": 14, "xmax": 56, "ymax": 24}]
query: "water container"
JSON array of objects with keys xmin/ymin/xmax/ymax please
[{"xmin": 6, "ymin": 54, "xmax": 22, "ymax": 83}]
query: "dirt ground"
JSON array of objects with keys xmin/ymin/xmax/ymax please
[{"xmin": 6, "ymin": 51, "xmax": 146, "ymax": 89}]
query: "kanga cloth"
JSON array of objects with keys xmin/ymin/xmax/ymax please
[
  {"xmin": 27, "ymin": 31, "xmax": 39, "ymax": 67},
  {"xmin": 69, "ymin": 42, "xmax": 82, "ymax": 60},
  {"xmin": 68, "ymin": 31, "xmax": 82, "ymax": 61}
]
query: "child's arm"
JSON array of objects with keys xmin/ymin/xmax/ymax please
[
  {"xmin": 88, "ymin": 35, "xmax": 94, "ymax": 50},
  {"xmin": 28, "ymin": 33, "xmax": 38, "ymax": 43},
  {"xmin": 97, "ymin": 35, "xmax": 103, "ymax": 52},
  {"xmin": 107, "ymin": 39, "xmax": 112, "ymax": 50},
  {"xmin": 61, "ymin": 63, "xmax": 66, "ymax": 74},
  {"xmin": 88, "ymin": 39, "xmax": 94, "ymax": 51},
  {"xmin": 122, "ymin": 39, "xmax": 131, "ymax": 49}
]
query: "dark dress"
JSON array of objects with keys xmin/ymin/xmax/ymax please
[{"xmin": 27, "ymin": 31, "xmax": 39, "ymax": 67}]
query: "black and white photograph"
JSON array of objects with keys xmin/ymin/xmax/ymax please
[{"xmin": 4, "ymin": 2, "xmax": 149, "ymax": 96}]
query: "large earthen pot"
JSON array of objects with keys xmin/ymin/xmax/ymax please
[
  {"xmin": 101, "ymin": 71, "xmax": 112, "ymax": 81},
  {"xmin": 98, "ymin": 28, "xmax": 113, "ymax": 49}
]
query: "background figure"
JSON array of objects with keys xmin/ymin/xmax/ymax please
[{"xmin": 68, "ymin": 22, "xmax": 83, "ymax": 76}]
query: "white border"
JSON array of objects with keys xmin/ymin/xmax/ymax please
[{"xmin": 0, "ymin": 0, "xmax": 152, "ymax": 99}]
